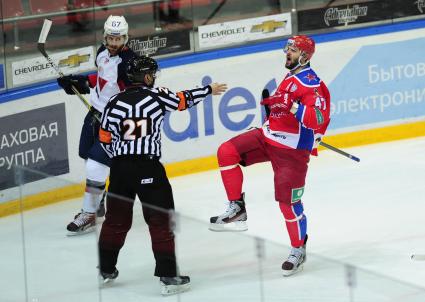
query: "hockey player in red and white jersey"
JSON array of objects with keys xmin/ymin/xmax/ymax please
[
  {"xmin": 209, "ymin": 35, "xmax": 331, "ymax": 276},
  {"xmin": 57, "ymin": 15, "xmax": 136, "ymax": 235}
]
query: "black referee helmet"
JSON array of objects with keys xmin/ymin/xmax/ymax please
[{"xmin": 127, "ymin": 55, "xmax": 158, "ymax": 86}]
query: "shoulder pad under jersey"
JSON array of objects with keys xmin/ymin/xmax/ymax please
[
  {"xmin": 294, "ymin": 68, "xmax": 321, "ymax": 87},
  {"xmin": 95, "ymin": 45, "xmax": 108, "ymax": 67},
  {"xmin": 119, "ymin": 46, "xmax": 136, "ymax": 62},
  {"xmin": 97, "ymin": 44, "xmax": 107, "ymax": 54}
]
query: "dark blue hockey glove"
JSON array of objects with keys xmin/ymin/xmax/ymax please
[{"xmin": 57, "ymin": 75, "xmax": 90, "ymax": 95}]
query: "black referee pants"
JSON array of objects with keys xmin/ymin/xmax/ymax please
[{"xmin": 99, "ymin": 156, "xmax": 178, "ymax": 277}]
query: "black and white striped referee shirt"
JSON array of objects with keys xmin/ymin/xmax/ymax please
[{"xmin": 99, "ymin": 84, "xmax": 212, "ymax": 158}]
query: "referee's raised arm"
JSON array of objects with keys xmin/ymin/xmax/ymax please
[{"xmin": 153, "ymin": 82, "xmax": 227, "ymax": 112}]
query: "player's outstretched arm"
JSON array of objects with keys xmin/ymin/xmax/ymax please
[{"xmin": 210, "ymin": 83, "xmax": 227, "ymax": 95}]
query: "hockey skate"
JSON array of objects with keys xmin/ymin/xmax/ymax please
[
  {"xmin": 209, "ymin": 193, "xmax": 247, "ymax": 232},
  {"xmin": 160, "ymin": 276, "xmax": 190, "ymax": 296},
  {"xmin": 66, "ymin": 211, "xmax": 96, "ymax": 236},
  {"xmin": 282, "ymin": 236, "xmax": 308, "ymax": 276},
  {"xmin": 100, "ymin": 268, "xmax": 119, "ymax": 285}
]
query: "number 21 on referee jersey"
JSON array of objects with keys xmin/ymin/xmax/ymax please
[{"xmin": 123, "ymin": 119, "xmax": 150, "ymax": 140}]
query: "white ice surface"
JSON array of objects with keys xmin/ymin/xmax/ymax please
[{"xmin": 2, "ymin": 137, "xmax": 425, "ymax": 302}]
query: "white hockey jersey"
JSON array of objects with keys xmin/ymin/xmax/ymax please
[{"xmin": 87, "ymin": 45, "xmax": 136, "ymax": 112}]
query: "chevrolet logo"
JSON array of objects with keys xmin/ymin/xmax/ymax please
[
  {"xmin": 59, "ymin": 54, "xmax": 90, "ymax": 68},
  {"xmin": 251, "ymin": 20, "xmax": 287, "ymax": 33}
]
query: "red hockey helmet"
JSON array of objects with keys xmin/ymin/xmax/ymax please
[{"xmin": 284, "ymin": 35, "xmax": 315, "ymax": 62}]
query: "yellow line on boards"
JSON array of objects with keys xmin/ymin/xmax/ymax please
[
  {"xmin": 318, "ymin": 120, "xmax": 425, "ymax": 150},
  {"xmin": 0, "ymin": 184, "xmax": 84, "ymax": 218}
]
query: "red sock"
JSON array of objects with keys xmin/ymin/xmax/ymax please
[{"xmin": 217, "ymin": 142, "xmax": 243, "ymax": 201}]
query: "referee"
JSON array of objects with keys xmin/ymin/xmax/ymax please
[{"xmin": 97, "ymin": 55, "xmax": 227, "ymax": 296}]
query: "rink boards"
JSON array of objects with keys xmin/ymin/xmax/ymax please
[{"xmin": 1, "ymin": 19, "xmax": 425, "ymax": 215}]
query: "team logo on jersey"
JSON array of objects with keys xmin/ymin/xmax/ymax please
[
  {"xmin": 250, "ymin": 20, "xmax": 287, "ymax": 33},
  {"xmin": 58, "ymin": 54, "xmax": 90, "ymax": 68},
  {"xmin": 304, "ymin": 73, "xmax": 317, "ymax": 82},
  {"xmin": 291, "ymin": 187, "xmax": 305, "ymax": 203},
  {"xmin": 98, "ymin": 77, "xmax": 108, "ymax": 91}
]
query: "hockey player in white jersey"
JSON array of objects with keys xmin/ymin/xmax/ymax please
[{"xmin": 57, "ymin": 15, "xmax": 136, "ymax": 235}]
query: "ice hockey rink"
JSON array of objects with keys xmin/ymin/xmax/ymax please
[{"xmin": 2, "ymin": 137, "xmax": 425, "ymax": 302}]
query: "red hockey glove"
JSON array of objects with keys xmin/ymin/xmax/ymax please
[{"xmin": 260, "ymin": 92, "xmax": 294, "ymax": 114}]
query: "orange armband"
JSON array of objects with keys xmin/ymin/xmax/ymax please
[
  {"xmin": 177, "ymin": 91, "xmax": 187, "ymax": 111},
  {"xmin": 99, "ymin": 128, "xmax": 112, "ymax": 144}
]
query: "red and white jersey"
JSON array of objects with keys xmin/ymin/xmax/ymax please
[
  {"xmin": 87, "ymin": 45, "xmax": 136, "ymax": 112},
  {"xmin": 262, "ymin": 67, "xmax": 331, "ymax": 156}
]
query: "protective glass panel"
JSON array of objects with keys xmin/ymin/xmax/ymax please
[
  {"xmin": 4, "ymin": 165, "xmax": 101, "ymax": 302},
  {"xmin": 2, "ymin": 165, "xmax": 425, "ymax": 301}
]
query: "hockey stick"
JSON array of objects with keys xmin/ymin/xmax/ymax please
[
  {"xmin": 317, "ymin": 139, "xmax": 360, "ymax": 162},
  {"xmin": 262, "ymin": 89, "xmax": 271, "ymax": 117},
  {"xmin": 411, "ymin": 254, "xmax": 425, "ymax": 261},
  {"xmin": 261, "ymin": 89, "xmax": 360, "ymax": 162},
  {"xmin": 37, "ymin": 19, "xmax": 100, "ymax": 122}
]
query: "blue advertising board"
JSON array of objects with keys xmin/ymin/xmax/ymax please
[
  {"xmin": 0, "ymin": 103, "xmax": 69, "ymax": 190},
  {"xmin": 329, "ymin": 37, "xmax": 425, "ymax": 130}
]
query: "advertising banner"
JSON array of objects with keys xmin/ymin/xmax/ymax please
[
  {"xmin": 298, "ymin": 0, "xmax": 425, "ymax": 32},
  {"xmin": 0, "ymin": 103, "xmax": 69, "ymax": 190},
  {"xmin": 11, "ymin": 46, "xmax": 95, "ymax": 87},
  {"xmin": 128, "ymin": 29, "xmax": 191, "ymax": 57},
  {"xmin": 390, "ymin": 0, "xmax": 425, "ymax": 18},
  {"xmin": 328, "ymin": 37, "xmax": 425, "ymax": 130},
  {"xmin": 198, "ymin": 13, "xmax": 292, "ymax": 49},
  {"xmin": 298, "ymin": 1, "xmax": 390, "ymax": 31}
]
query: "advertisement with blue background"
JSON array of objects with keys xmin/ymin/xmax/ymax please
[
  {"xmin": 328, "ymin": 37, "xmax": 425, "ymax": 130},
  {"xmin": 0, "ymin": 103, "xmax": 69, "ymax": 190}
]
